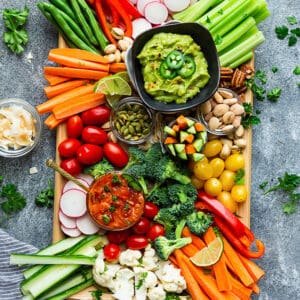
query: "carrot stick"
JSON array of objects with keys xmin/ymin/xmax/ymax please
[
  {"xmin": 249, "ymin": 283, "xmax": 260, "ymax": 294},
  {"xmin": 49, "ymin": 48, "xmax": 109, "ymax": 64},
  {"xmin": 44, "ymin": 114, "xmax": 66, "ymax": 130},
  {"xmin": 44, "ymin": 79, "xmax": 89, "ymax": 99},
  {"xmin": 48, "ymin": 53, "xmax": 110, "ymax": 72},
  {"xmin": 229, "ymin": 273, "xmax": 252, "ymax": 298},
  {"xmin": 222, "ymin": 236, "xmax": 254, "ymax": 287},
  {"xmin": 174, "ymin": 250, "xmax": 209, "ymax": 300},
  {"xmin": 182, "ymin": 227, "xmax": 206, "ymax": 250},
  {"xmin": 222, "ymin": 254, "xmax": 238, "ymax": 277},
  {"xmin": 168, "ymin": 255, "xmax": 179, "ymax": 268},
  {"xmin": 37, "ymin": 84, "xmax": 95, "ymax": 114},
  {"xmin": 237, "ymin": 253, "xmax": 265, "ymax": 282},
  {"xmin": 53, "ymin": 93, "xmax": 105, "ymax": 119},
  {"xmin": 181, "ymin": 243, "xmax": 199, "ymax": 257},
  {"xmin": 44, "ymin": 74, "xmax": 70, "ymax": 86},
  {"xmin": 221, "ymin": 292, "xmax": 241, "ymax": 300},
  {"xmin": 109, "ymin": 62, "xmax": 127, "ymax": 73},
  {"xmin": 44, "ymin": 67, "xmax": 109, "ymax": 80},
  {"xmin": 178, "ymin": 250, "xmax": 227, "ymax": 300}
]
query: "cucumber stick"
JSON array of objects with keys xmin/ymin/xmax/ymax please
[{"xmin": 20, "ymin": 235, "xmax": 104, "ymax": 298}]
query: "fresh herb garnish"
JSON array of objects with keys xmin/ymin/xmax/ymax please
[
  {"xmin": 112, "ymin": 174, "xmax": 121, "ymax": 185},
  {"xmin": 288, "ymin": 35, "xmax": 297, "ymax": 46},
  {"xmin": 259, "ymin": 181, "xmax": 268, "ymax": 190},
  {"xmin": 287, "ymin": 16, "xmax": 297, "ymax": 25},
  {"xmin": 136, "ymin": 272, "xmax": 148, "ymax": 290},
  {"xmin": 165, "ymin": 293, "xmax": 181, "ymax": 300},
  {"xmin": 293, "ymin": 66, "xmax": 300, "ymax": 75},
  {"xmin": 254, "ymin": 69, "xmax": 267, "ymax": 84},
  {"xmin": 123, "ymin": 203, "xmax": 129, "ymax": 211},
  {"xmin": 35, "ymin": 179, "xmax": 54, "ymax": 208},
  {"xmin": 102, "ymin": 214, "xmax": 110, "ymax": 224},
  {"xmin": 271, "ymin": 66, "xmax": 278, "ymax": 73},
  {"xmin": 109, "ymin": 206, "xmax": 116, "ymax": 213},
  {"xmin": 90, "ymin": 290, "xmax": 103, "ymax": 300},
  {"xmin": 267, "ymin": 87, "xmax": 282, "ymax": 102},
  {"xmin": 245, "ymin": 78, "xmax": 266, "ymax": 100},
  {"xmin": 275, "ymin": 25, "xmax": 289, "ymax": 39},
  {"xmin": 3, "ymin": 6, "xmax": 29, "ymax": 54},
  {"xmin": 241, "ymin": 103, "xmax": 261, "ymax": 128},
  {"xmin": 291, "ymin": 28, "xmax": 300, "ymax": 37},
  {"xmin": 112, "ymin": 195, "xmax": 118, "ymax": 202},
  {"xmin": 104, "ymin": 185, "xmax": 110, "ymax": 192},
  {"xmin": 234, "ymin": 169, "xmax": 245, "ymax": 185}
]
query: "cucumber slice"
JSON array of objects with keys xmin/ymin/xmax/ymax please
[
  {"xmin": 190, "ymin": 152, "xmax": 205, "ymax": 162},
  {"xmin": 187, "ymin": 125, "xmax": 197, "ymax": 134},
  {"xmin": 163, "ymin": 125, "xmax": 177, "ymax": 137},
  {"xmin": 179, "ymin": 131, "xmax": 189, "ymax": 143},
  {"xmin": 167, "ymin": 144, "xmax": 176, "ymax": 157},
  {"xmin": 186, "ymin": 118, "xmax": 195, "ymax": 127},
  {"xmin": 174, "ymin": 143, "xmax": 185, "ymax": 153},
  {"xmin": 193, "ymin": 139, "xmax": 204, "ymax": 152}
]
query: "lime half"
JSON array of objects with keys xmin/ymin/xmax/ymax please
[{"xmin": 190, "ymin": 237, "xmax": 224, "ymax": 267}]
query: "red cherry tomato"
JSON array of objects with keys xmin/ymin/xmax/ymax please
[
  {"xmin": 143, "ymin": 202, "xmax": 159, "ymax": 219},
  {"xmin": 107, "ymin": 229, "xmax": 131, "ymax": 244},
  {"xmin": 103, "ymin": 243, "xmax": 121, "ymax": 261},
  {"xmin": 60, "ymin": 158, "xmax": 83, "ymax": 176},
  {"xmin": 103, "ymin": 142, "xmax": 129, "ymax": 168},
  {"xmin": 58, "ymin": 138, "xmax": 81, "ymax": 158},
  {"xmin": 66, "ymin": 115, "xmax": 83, "ymax": 138},
  {"xmin": 76, "ymin": 144, "xmax": 103, "ymax": 165},
  {"xmin": 81, "ymin": 105, "xmax": 111, "ymax": 126},
  {"xmin": 147, "ymin": 224, "xmax": 165, "ymax": 241},
  {"xmin": 126, "ymin": 235, "xmax": 149, "ymax": 250},
  {"xmin": 132, "ymin": 217, "xmax": 151, "ymax": 235},
  {"xmin": 81, "ymin": 126, "xmax": 108, "ymax": 145}
]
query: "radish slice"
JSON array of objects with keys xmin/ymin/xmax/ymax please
[
  {"xmin": 63, "ymin": 178, "xmax": 88, "ymax": 194},
  {"xmin": 60, "ymin": 189, "xmax": 87, "ymax": 218},
  {"xmin": 76, "ymin": 213, "xmax": 100, "ymax": 235},
  {"xmin": 61, "ymin": 225, "xmax": 81, "ymax": 237},
  {"xmin": 163, "ymin": 0, "xmax": 190, "ymax": 12},
  {"xmin": 59, "ymin": 210, "xmax": 77, "ymax": 229},
  {"xmin": 144, "ymin": 2, "xmax": 168, "ymax": 24},
  {"xmin": 76, "ymin": 174, "xmax": 94, "ymax": 186},
  {"xmin": 130, "ymin": 0, "xmax": 138, "ymax": 4},
  {"xmin": 137, "ymin": 0, "xmax": 160, "ymax": 15},
  {"xmin": 132, "ymin": 18, "xmax": 152, "ymax": 39}
]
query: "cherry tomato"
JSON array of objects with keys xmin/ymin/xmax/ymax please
[
  {"xmin": 147, "ymin": 224, "xmax": 165, "ymax": 241},
  {"xmin": 193, "ymin": 160, "xmax": 213, "ymax": 181},
  {"xmin": 209, "ymin": 158, "xmax": 225, "ymax": 178},
  {"xmin": 219, "ymin": 170, "xmax": 236, "ymax": 192},
  {"xmin": 103, "ymin": 243, "xmax": 121, "ymax": 261},
  {"xmin": 103, "ymin": 142, "xmax": 129, "ymax": 168},
  {"xmin": 107, "ymin": 229, "xmax": 131, "ymax": 244},
  {"xmin": 81, "ymin": 105, "xmax": 111, "ymax": 126},
  {"xmin": 143, "ymin": 202, "xmax": 159, "ymax": 219},
  {"xmin": 76, "ymin": 144, "xmax": 103, "ymax": 165},
  {"xmin": 133, "ymin": 217, "xmax": 151, "ymax": 235},
  {"xmin": 126, "ymin": 235, "xmax": 149, "ymax": 250},
  {"xmin": 60, "ymin": 157, "xmax": 83, "ymax": 176},
  {"xmin": 217, "ymin": 191, "xmax": 237, "ymax": 213},
  {"xmin": 225, "ymin": 154, "xmax": 245, "ymax": 172},
  {"xmin": 231, "ymin": 185, "xmax": 247, "ymax": 202},
  {"xmin": 202, "ymin": 140, "xmax": 222, "ymax": 157},
  {"xmin": 58, "ymin": 138, "xmax": 81, "ymax": 158},
  {"xmin": 204, "ymin": 177, "xmax": 223, "ymax": 197},
  {"xmin": 66, "ymin": 115, "xmax": 83, "ymax": 138},
  {"xmin": 81, "ymin": 126, "xmax": 108, "ymax": 145}
]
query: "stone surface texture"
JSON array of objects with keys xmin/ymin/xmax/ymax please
[{"xmin": 0, "ymin": 0, "xmax": 299, "ymax": 299}]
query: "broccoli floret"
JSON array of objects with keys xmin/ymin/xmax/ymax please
[
  {"xmin": 147, "ymin": 185, "xmax": 169, "ymax": 207},
  {"xmin": 186, "ymin": 211, "xmax": 213, "ymax": 236},
  {"xmin": 144, "ymin": 143, "xmax": 164, "ymax": 165},
  {"xmin": 154, "ymin": 207, "xmax": 178, "ymax": 238},
  {"xmin": 167, "ymin": 182, "xmax": 197, "ymax": 204},
  {"xmin": 84, "ymin": 158, "xmax": 114, "ymax": 179},
  {"xmin": 154, "ymin": 236, "xmax": 192, "ymax": 260}
]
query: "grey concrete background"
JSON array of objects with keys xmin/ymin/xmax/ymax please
[{"xmin": 0, "ymin": 0, "xmax": 299, "ymax": 299}]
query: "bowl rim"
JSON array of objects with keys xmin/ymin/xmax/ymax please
[{"xmin": 0, "ymin": 97, "xmax": 42, "ymax": 158}]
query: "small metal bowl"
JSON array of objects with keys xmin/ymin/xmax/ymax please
[
  {"xmin": 0, "ymin": 98, "xmax": 42, "ymax": 158},
  {"xmin": 110, "ymin": 97, "xmax": 154, "ymax": 145}
]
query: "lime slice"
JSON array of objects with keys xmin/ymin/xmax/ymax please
[
  {"xmin": 105, "ymin": 94, "xmax": 123, "ymax": 108},
  {"xmin": 114, "ymin": 71, "xmax": 130, "ymax": 82},
  {"xmin": 190, "ymin": 237, "xmax": 224, "ymax": 267}
]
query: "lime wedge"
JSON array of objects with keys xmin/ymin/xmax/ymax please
[
  {"xmin": 190, "ymin": 237, "xmax": 224, "ymax": 267},
  {"xmin": 114, "ymin": 71, "xmax": 130, "ymax": 82}
]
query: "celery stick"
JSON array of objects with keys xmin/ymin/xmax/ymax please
[
  {"xmin": 173, "ymin": 0, "xmax": 220, "ymax": 22},
  {"xmin": 253, "ymin": 9, "xmax": 270, "ymax": 24},
  {"xmin": 228, "ymin": 51, "xmax": 254, "ymax": 68},
  {"xmin": 219, "ymin": 31, "xmax": 265, "ymax": 66},
  {"xmin": 216, "ymin": 17, "xmax": 256, "ymax": 52}
]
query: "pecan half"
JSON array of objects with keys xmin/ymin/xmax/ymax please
[{"xmin": 231, "ymin": 69, "xmax": 246, "ymax": 88}]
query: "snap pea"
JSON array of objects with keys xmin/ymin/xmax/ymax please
[
  {"xmin": 49, "ymin": 0, "xmax": 76, "ymax": 20},
  {"xmin": 77, "ymin": 0, "xmax": 108, "ymax": 51},
  {"xmin": 69, "ymin": 0, "xmax": 98, "ymax": 46}
]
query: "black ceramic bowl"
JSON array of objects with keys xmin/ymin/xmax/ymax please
[{"xmin": 126, "ymin": 22, "xmax": 220, "ymax": 114}]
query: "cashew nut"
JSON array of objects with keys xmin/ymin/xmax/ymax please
[
  {"xmin": 104, "ymin": 44, "xmax": 117, "ymax": 54},
  {"xmin": 111, "ymin": 27, "xmax": 124, "ymax": 40}
]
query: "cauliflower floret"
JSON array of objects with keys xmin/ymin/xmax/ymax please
[
  {"xmin": 142, "ymin": 245, "xmax": 159, "ymax": 271},
  {"xmin": 147, "ymin": 284, "xmax": 166, "ymax": 300},
  {"xmin": 134, "ymin": 267, "xmax": 158, "ymax": 289},
  {"xmin": 113, "ymin": 268, "xmax": 135, "ymax": 300},
  {"xmin": 119, "ymin": 249, "xmax": 142, "ymax": 267}
]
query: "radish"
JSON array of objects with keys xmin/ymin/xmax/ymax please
[
  {"xmin": 61, "ymin": 225, "xmax": 81, "ymax": 237},
  {"xmin": 63, "ymin": 178, "xmax": 88, "ymax": 194},
  {"xmin": 76, "ymin": 213, "xmax": 100, "ymax": 235},
  {"xmin": 144, "ymin": 2, "xmax": 168, "ymax": 25},
  {"xmin": 132, "ymin": 18, "xmax": 152, "ymax": 39},
  {"xmin": 163, "ymin": 0, "xmax": 190, "ymax": 12},
  {"xmin": 60, "ymin": 189, "xmax": 87, "ymax": 218},
  {"xmin": 58, "ymin": 210, "xmax": 77, "ymax": 229},
  {"xmin": 76, "ymin": 174, "xmax": 94, "ymax": 186},
  {"xmin": 137, "ymin": 0, "xmax": 160, "ymax": 15},
  {"xmin": 130, "ymin": 0, "xmax": 138, "ymax": 4}
]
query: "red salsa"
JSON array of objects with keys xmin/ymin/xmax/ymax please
[{"xmin": 87, "ymin": 173, "xmax": 144, "ymax": 230}]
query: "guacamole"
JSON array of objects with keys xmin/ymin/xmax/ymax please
[{"xmin": 137, "ymin": 33, "xmax": 210, "ymax": 104}]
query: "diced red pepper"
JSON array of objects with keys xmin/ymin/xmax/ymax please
[{"xmin": 119, "ymin": 0, "xmax": 142, "ymax": 18}]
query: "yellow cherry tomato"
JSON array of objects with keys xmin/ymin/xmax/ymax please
[
  {"xmin": 209, "ymin": 158, "xmax": 225, "ymax": 178},
  {"xmin": 219, "ymin": 170, "xmax": 236, "ymax": 191},
  {"xmin": 202, "ymin": 140, "xmax": 223, "ymax": 157},
  {"xmin": 217, "ymin": 191, "xmax": 237, "ymax": 213},
  {"xmin": 231, "ymin": 185, "xmax": 248, "ymax": 202},
  {"xmin": 204, "ymin": 178, "xmax": 222, "ymax": 197},
  {"xmin": 191, "ymin": 175, "xmax": 204, "ymax": 189},
  {"xmin": 193, "ymin": 160, "xmax": 214, "ymax": 181},
  {"xmin": 225, "ymin": 153, "xmax": 245, "ymax": 171}
]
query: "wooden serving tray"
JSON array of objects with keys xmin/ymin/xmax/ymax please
[{"xmin": 51, "ymin": 36, "xmax": 253, "ymax": 299}]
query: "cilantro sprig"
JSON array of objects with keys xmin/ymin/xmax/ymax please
[
  {"xmin": 275, "ymin": 16, "xmax": 300, "ymax": 47},
  {"xmin": 35, "ymin": 179, "xmax": 54, "ymax": 208},
  {"xmin": 234, "ymin": 169, "xmax": 245, "ymax": 185},
  {"xmin": 241, "ymin": 103, "xmax": 261, "ymax": 129}
]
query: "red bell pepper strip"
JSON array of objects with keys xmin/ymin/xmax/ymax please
[
  {"xmin": 119, "ymin": 0, "xmax": 142, "ymax": 18},
  {"xmin": 214, "ymin": 216, "xmax": 265, "ymax": 259},
  {"xmin": 94, "ymin": 0, "xmax": 117, "ymax": 46}
]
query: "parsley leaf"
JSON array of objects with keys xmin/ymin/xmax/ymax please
[
  {"xmin": 275, "ymin": 25, "xmax": 289, "ymax": 39},
  {"xmin": 259, "ymin": 181, "xmax": 268, "ymax": 190},
  {"xmin": 286, "ymin": 16, "xmax": 297, "ymax": 25},
  {"xmin": 35, "ymin": 179, "xmax": 54, "ymax": 208},
  {"xmin": 271, "ymin": 66, "xmax": 278, "ymax": 73},
  {"xmin": 165, "ymin": 293, "xmax": 181, "ymax": 300},
  {"xmin": 234, "ymin": 169, "xmax": 245, "ymax": 185},
  {"xmin": 136, "ymin": 272, "xmax": 148, "ymax": 290},
  {"xmin": 267, "ymin": 87, "xmax": 282, "ymax": 102},
  {"xmin": 293, "ymin": 66, "xmax": 300, "ymax": 75},
  {"xmin": 288, "ymin": 35, "xmax": 297, "ymax": 46},
  {"xmin": 254, "ymin": 70, "xmax": 267, "ymax": 84},
  {"xmin": 241, "ymin": 103, "xmax": 261, "ymax": 128},
  {"xmin": 245, "ymin": 78, "xmax": 266, "ymax": 100},
  {"xmin": 90, "ymin": 290, "xmax": 103, "ymax": 300},
  {"xmin": 290, "ymin": 28, "xmax": 300, "ymax": 37}
]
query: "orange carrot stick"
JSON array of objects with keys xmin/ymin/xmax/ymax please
[
  {"xmin": 109, "ymin": 62, "xmax": 127, "ymax": 73},
  {"xmin": 44, "ymin": 67, "xmax": 109, "ymax": 80},
  {"xmin": 44, "ymin": 114, "xmax": 66, "ymax": 130},
  {"xmin": 174, "ymin": 250, "xmax": 209, "ymax": 300},
  {"xmin": 48, "ymin": 53, "xmax": 110, "ymax": 72},
  {"xmin": 37, "ymin": 84, "xmax": 95, "ymax": 114},
  {"xmin": 44, "ymin": 74, "xmax": 70, "ymax": 86},
  {"xmin": 52, "ymin": 93, "xmax": 105, "ymax": 119},
  {"xmin": 249, "ymin": 283, "xmax": 260, "ymax": 294},
  {"xmin": 237, "ymin": 253, "xmax": 265, "ymax": 282},
  {"xmin": 229, "ymin": 273, "xmax": 252, "ymax": 298},
  {"xmin": 44, "ymin": 79, "xmax": 89, "ymax": 99},
  {"xmin": 182, "ymin": 227, "xmax": 206, "ymax": 250},
  {"xmin": 49, "ymin": 48, "xmax": 109, "ymax": 64},
  {"xmin": 203, "ymin": 227, "xmax": 232, "ymax": 292},
  {"xmin": 168, "ymin": 255, "xmax": 179, "ymax": 268},
  {"xmin": 181, "ymin": 243, "xmax": 199, "ymax": 257}
]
